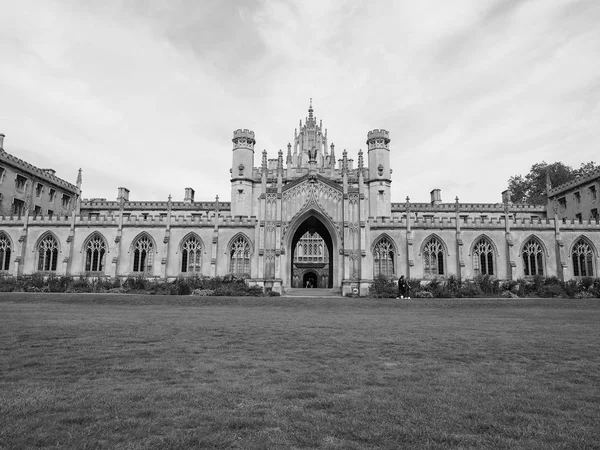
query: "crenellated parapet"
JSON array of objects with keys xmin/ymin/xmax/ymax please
[
  {"xmin": 232, "ymin": 129, "xmax": 256, "ymax": 150},
  {"xmin": 548, "ymin": 166, "xmax": 600, "ymax": 196},
  {"xmin": 391, "ymin": 202, "xmax": 547, "ymax": 214},
  {"xmin": 366, "ymin": 129, "xmax": 390, "ymax": 150}
]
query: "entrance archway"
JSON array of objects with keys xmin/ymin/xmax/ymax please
[
  {"xmin": 289, "ymin": 213, "xmax": 335, "ymax": 288},
  {"xmin": 302, "ymin": 271, "xmax": 318, "ymax": 288}
]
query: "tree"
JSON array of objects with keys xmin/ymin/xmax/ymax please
[{"xmin": 508, "ymin": 161, "xmax": 598, "ymax": 205}]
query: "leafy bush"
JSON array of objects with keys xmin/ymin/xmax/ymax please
[
  {"xmin": 268, "ymin": 290, "xmax": 281, "ymax": 297},
  {"xmin": 191, "ymin": 288, "xmax": 215, "ymax": 296},
  {"xmin": 414, "ymin": 291, "xmax": 433, "ymax": 298},
  {"xmin": 368, "ymin": 275, "xmax": 397, "ymax": 298},
  {"xmin": 0, "ymin": 276, "xmax": 17, "ymax": 292}
]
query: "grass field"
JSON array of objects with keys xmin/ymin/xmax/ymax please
[{"xmin": 1, "ymin": 294, "xmax": 599, "ymax": 449}]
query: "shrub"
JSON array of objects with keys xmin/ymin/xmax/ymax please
[
  {"xmin": 368, "ymin": 275, "xmax": 397, "ymax": 298},
  {"xmin": 123, "ymin": 276, "xmax": 148, "ymax": 291},
  {"xmin": 268, "ymin": 290, "xmax": 281, "ymax": 297},
  {"xmin": 458, "ymin": 279, "xmax": 483, "ymax": 298},
  {"xmin": 414, "ymin": 291, "xmax": 433, "ymax": 298},
  {"xmin": 541, "ymin": 283, "xmax": 565, "ymax": 298},
  {"xmin": 0, "ymin": 276, "xmax": 17, "ymax": 292},
  {"xmin": 191, "ymin": 289, "xmax": 214, "ymax": 296},
  {"xmin": 473, "ymin": 275, "xmax": 496, "ymax": 295},
  {"xmin": 564, "ymin": 279, "xmax": 578, "ymax": 297}
]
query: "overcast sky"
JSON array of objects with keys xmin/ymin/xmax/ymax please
[{"xmin": 1, "ymin": 0, "xmax": 599, "ymax": 204}]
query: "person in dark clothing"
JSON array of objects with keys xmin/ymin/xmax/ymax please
[{"xmin": 397, "ymin": 275, "xmax": 410, "ymax": 299}]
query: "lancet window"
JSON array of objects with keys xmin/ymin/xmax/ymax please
[
  {"xmin": 85, "ymin": 234, "xmax": 107, "ymax": 272},
  {"xmin": 423, "ymin": 237, "xmax": 445, "ymax": 277},
  {"xmin": 0, "ymin": 233, "xmax": 11, "ymax": 271},
  {"xmin": 132, "ymin": 235, "xmax": 154, "ymax": 273},
  {"xmin": 522, "ymin": 239, "xmax": 544, "ymax": 276},
  {"xmin": 293, "ymin": 232, "xmax": 327, "ymax": 263},
  {"xmin": 571, "ymin": 239, "xmax": 594, "ymax": 277},
  {"xmin": 373, "ymin": 237, "xmax": 395, "ymax": 277},
  {"xmin": 38, "ymin": 234, "xmax": 59, "ymax": 272},
  {"xmin": 229, "ymin": 236, "xmax": 250, "ymax": 276},
  {"xmin": 181, "ymin": 236, "xmax": 202, "ymax": 273},
  {"xmin": 472, "ymin": 237, "xmax": 494, "ymax": 276}
]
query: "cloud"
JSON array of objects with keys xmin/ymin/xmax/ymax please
[{"xmin": 0, "ymin": 0, "xmax": 598, "ymax": 204}]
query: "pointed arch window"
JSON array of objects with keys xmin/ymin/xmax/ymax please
[
  {"xmin": 374, "ymin": 237, "xmax": 395, "ymax": 277},
  {"xmin": 423, "ymin": 237, "xmax": 445, "ymax": 277},
  {"xmin": 38, "ymin": 234, "xmax": 59, "ymax": 271},
  {"xmin": 572, "ymin": 239, "xmax": 594, "ymax": 277},
  {"xmin": 181, "ymin": 236, "xmax": 202, "ymax": 273},
  {"xmin": 522, "ymin": 239, "xmax": 544, "ymax": 276},
  {"xmin": 132, "ymin": 235, "xmax": 154, "ymax": 273},
  {"xmin": 0, "ymin": 233, "xmax": 11, "ymax": 271},
  {"xmin": 229, "ymin": 236, "xmax": 250, "ymax": 276},
  {"xmin": 472, "ymin": 237, "xmax": 494, "ymax": 276},
  {"xmin": 85, "ymin": 235, "xmax": 107, "ymax": 272}
]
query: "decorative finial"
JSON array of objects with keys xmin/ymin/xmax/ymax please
[{"xmin": 308, "ymin": 98, "xmax": 314, "ymax": 120}]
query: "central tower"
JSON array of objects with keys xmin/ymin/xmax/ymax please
[{"xmin": 291, "ymin": 99, "xmax": 330, "ymax": 169}]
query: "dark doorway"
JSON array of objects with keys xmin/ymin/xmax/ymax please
[
  {"xmin": 303, "ymin": 271, "xmax": 318, "ymax": 288},
  {"xmin": 290, "ymin": 215, "xmax": 333, "ymax": 288}
]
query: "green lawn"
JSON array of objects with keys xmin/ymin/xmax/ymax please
[{"xmin": 1, "ymin": 294, "xmax": 599, "ymax": 449}]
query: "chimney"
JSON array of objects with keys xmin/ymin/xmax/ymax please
[
  {"xmin": 430, "ymin": 188, "xmax": 442, "ymax": 205},
  {"xmin": 117, "ymin": 187, "xmax": 130, "ymax": 202},
  {"xmin": 501, "ymin": 189, "xmax": 512, "ymax": 204},
  {"xmin": 0, "ymin": 133, "xmax": 4, "ymax": 150},
  {"xmin": 184, "ymin": 187, "xmax": 195, "ymax": 203}
]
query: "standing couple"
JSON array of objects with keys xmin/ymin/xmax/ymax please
[{"xmin": 397, "ymin": 275, "xmax": 410, "ymax": 299}]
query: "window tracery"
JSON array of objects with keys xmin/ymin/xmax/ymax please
[
  {"xmin": 572, "ymin": 239, "xmax": 594, "ymax": 277},
  {"xmin": 0, "ymin": 233, "xmax": 11, "ymax": 271},
  {"xmin": 85, "ymin": 234, "xmax": 107, "ymax": 272},
  {"xmin": 38, "ymin": 234, "xmax": 58, "ymax": 272},
  {"xmin": 181, "ymin": 236, "xmax": 202, "ymax": 273},
  {"xmin": 229, "ymin": 236, "xmax": 250, "ymax": 275},
  {"xmin": 133, "ymin": 235, "xmax": 154, "ymax": 273},
  {"xmin": 522, "ymin": 239, "xmax": 544, "ymax": 276},
  {"xmin": 293, "ymin": 232, "xmax": 327, "ymax": 263},
  {"xmin": 472, "ymin": 237, "xmax": 494, "ymax": 276},
  {"xmin": 373, "ymin": 237, "xmax": 394, "ymax": 277},
  {"xmin": 423, "ymin": 237, "xmax": 445, "ymax": 277}
]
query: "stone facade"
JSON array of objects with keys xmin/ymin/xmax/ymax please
[{"xmin": 0, "ymin": 104, "xmax": 599, "ymax": 294}]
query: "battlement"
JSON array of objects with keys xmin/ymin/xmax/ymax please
[
  {"xmin": 232, "ymin": 129, "xmax": 256, "ymax": 143},
  {"xmin": 390, "ymin": 202, "xmax": 547, "ymax": 213},
  {"xmin": 0, "ymin": 148, "xmax": 78, "ymax": 193},
  {"xmin": 548, "ymin": 167, "xmax": 600, "ymax": 196},
  {"xmin": 366, "ymin": 129, "xmax": 390, "ymax": 143}
]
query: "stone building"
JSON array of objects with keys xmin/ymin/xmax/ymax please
[{"xmin": 0, "ymin": 103, "xmax": 599, "ymax": 294}]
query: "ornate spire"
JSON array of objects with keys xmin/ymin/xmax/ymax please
[
  {"xmin": 330, "ymin": 143, "xmax": 336, "ymax": 166},
  {"xmin": 358, "ymin": 149, "xmax": 364, "ymax": 170},
  {"xmin": 76, "ymin": 168, "xmax": 82, "ymax": 188},
  {"xmin": 286, "ymin": 142, "xmax": 292, "ymax": 165},
  {"xmin": 308, "ymin": 98, "xmax": 313, "ymax": 120},
  {"xmin": 277, "ymin": 149, "xmax": 284, "ymax": 174},
  {"xmin": 261, "ymin": 150, "xmax": 267, "ymax": 172}
]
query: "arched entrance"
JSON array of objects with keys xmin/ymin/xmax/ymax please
[
  {"xmin": 288, "ymin": 213, "xmax": 335, "ymax": 288},
  {"xmin": 302, "ymin": 271, "xmax": 318, "ymax": 288}
]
